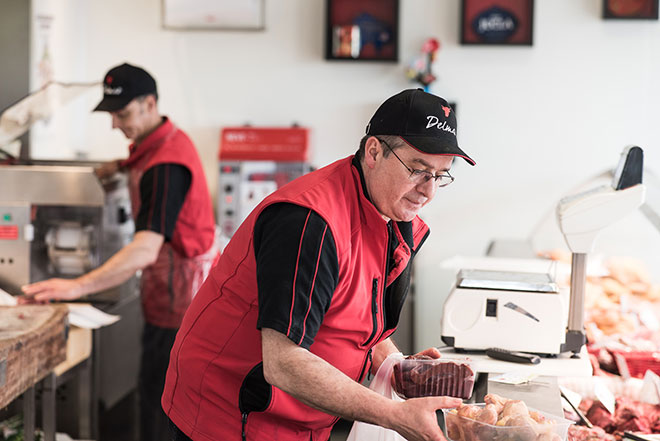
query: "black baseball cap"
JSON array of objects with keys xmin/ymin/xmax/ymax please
[
  {"xmin": 93, "ymin": 63, "xmax": 158, "ymax": 112},
  {"xmin": 366, "ymin": 89, "xmax": 475, "ymax": 166}
]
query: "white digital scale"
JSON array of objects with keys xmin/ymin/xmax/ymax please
[
  {"xmin": 441, "ymin": 146, "xmax": 647, "ymax": 356},
  {"xmin": 441, "ymin": 269, "xmax": 566, "ymax": 355}
]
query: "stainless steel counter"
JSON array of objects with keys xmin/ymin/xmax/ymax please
[{"xmin": 477, "ymin": 374, "xmax": 563, "ymax": 416}]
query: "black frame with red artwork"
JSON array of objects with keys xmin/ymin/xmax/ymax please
[
  {"xmin": 460, "ymin": 0, "xmax": 534, "ymax": 46},
  {"xmin": 324, "ymin": 0, "xmax": 399, "ymax": 61},
  {"xmin": 603, "ymin": 0, "xmax": 659, "ymax": 19}
]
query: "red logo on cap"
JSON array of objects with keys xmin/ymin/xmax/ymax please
[
  {"xmin": 441, "ymin": 105, "xmax": 451, "ymax": 117},
  {"xmin": 106, "ymin": 75, "xmax": 113, "ymax": 84}
]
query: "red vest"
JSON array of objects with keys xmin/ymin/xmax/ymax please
[
  {"xmin": 122, "ymin": 118, "xmax": 216, "ymax": 328},
  {"xmin": 163, "ymin": 156, "xmax": 429, "ymax": 440}
]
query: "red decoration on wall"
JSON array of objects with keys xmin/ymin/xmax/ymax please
[{"xmin": 219, "ymin": 127, "xmax": 309, "ymax": 161}]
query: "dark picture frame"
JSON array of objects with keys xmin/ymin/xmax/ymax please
[
  {"xmin": 324, "ymin": 0, "xmax": 399, "ymax": 61},
  {"xmin": 603, "ymin": 0, "xmax": 659, "ymax": 19},
  {"xmin": 460, "ymin": 0, "xmax": 534, "ymax": 46}
]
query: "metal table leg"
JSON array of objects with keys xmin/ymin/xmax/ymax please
[
  {"xmin": 77, "ymin": 356, "xmax": 94, "ymax": 438},
  {"xmin": 42, "ymin": 372, "xmax": 57, "ymax": 441},
  {"xmin": 91, "ymin": 328, "xmax": 101, "ymax": 440},
  {"xmin": 22, "ymin": 386, "xmax": 35, "ymax": 441}
]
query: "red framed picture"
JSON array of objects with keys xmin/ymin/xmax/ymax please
[
  {"xmin": 460, "ymin": 0, "xmax": 534, "ymax": 46},
  {"xmin": 603, "ymin": 0, "xmax": 658, "ymax": 19},
  {"xmin": 324, "ymin": 0, "xmax": 399, "ymax": 61}
]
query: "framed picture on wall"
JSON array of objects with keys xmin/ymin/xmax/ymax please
[
  {"xmin": 162, "ymin": 0, "xmax": 265, "ymax": 31},
  {"xmin": 603, "ymin": 0, "xmax": 659, "ymax": 19},
  {"xmin": 460, "ymin": 0, "xmax": 534, "ymax": 45},
  {"xmin": 324, "ymin": 0, "xmax": 399, "ymax": 61}
]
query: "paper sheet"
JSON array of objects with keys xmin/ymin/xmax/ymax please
[
  {"xmin": 640, "ymin": 371, "xmax": 660, "ymax": 405},
  {"xmin": 559, "ymin": 385, "xmax": 583, "ymax": 414},
  {"xmin": 593, "ymin": 376, "xmax": 616, "ymax": 415},
  {"xmin": 490, "ymin": 371, "xmax": 539, "ymax": 385},
  {"xmin": 66, "ymin": 303, "xmax": 120, "ymax": 329},
  {"xmin": 0, "ymin": 289, "xmax": 18, "ymax": 306},
  {"xmin": 0, "ymin": 293, "xmax": 119, "ymax": 328}
]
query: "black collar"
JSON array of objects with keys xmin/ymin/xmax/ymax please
[{"xmin": 351, "ymin": 155, "xmax": 372, "ymax": 203}]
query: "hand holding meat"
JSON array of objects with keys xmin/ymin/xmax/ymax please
[{"xmin": 391, "ymin": 395, "xmax": 463, "ymax": 441}]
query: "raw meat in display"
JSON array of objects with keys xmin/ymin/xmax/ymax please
[
  {"xmin": 585, "ymin": 401, "xmax": 615, "ymax": 431},
  {"xmin": 567, "ymin": 425, "xmax": 615, "ymax": 441},
  {"xmin": 582, "ymin": 397, "xmax": 660, "ymax": 437}
]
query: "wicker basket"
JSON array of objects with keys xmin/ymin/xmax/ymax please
[{"xmin": 0, "ymin": 304, "xmax": 68, "ymax": 408}]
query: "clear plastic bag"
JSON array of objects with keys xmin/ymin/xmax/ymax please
[{"xmin": 346, "ymin": 352, "xmax": 407, "ymax": 441}]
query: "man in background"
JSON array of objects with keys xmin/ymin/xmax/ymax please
[{"xmin": 23, "ymin": 62, "xmax": 217, "ymax": 441}]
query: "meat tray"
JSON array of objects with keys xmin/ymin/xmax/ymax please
[
  {"xmin": 393, "ymin": 356, "xmax": 475, "ymax": 399},
  {"xmin": 443, "ymin": 404, "xmax": 573, "ymax": 441}
]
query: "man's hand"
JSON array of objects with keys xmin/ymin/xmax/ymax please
[
  {"xmin": 21, "ymin": 231, "xmax": 162, "ymax": 304},
  {"xmin": 390, "ymin": 396, "xmax": 462, "ymax": 441},
  {"xmin": 94, "ymin": 160, "xmax": 122, "ymax": 179},
  {"xmin": 412, "ymin": 347, "xmax": 442, "ymax": 359},
  {"xmin": 390, "ymin": 346, "xmax": 443, "ymax": 389},
  {"xmin": 385, "ymin": 346, "xmax": 460, "ymax": 441},
  {"xmin": 21, "ymin": 278, "xmax": 84, "ymax": 302}
]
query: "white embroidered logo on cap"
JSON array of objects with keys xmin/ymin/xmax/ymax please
[
  {"xmin": 425, "ymin": 115, "xmax": 456, "ymax": 135},
  {"xmin": 104, "ymin": 85, "xmax": 123, "ymax": 95}
]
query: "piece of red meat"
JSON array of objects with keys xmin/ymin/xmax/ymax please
[
  {"xmin": 586, "ymin": 401, "xmax": 614, "ymax": 431},
  {"xmin": 580, "ymin": 396, "xmax": 660, "ymax": 437},
  {"xmin": 392, "ymin": 356, "xmax": 474, "ymax": 399},
  {"xmin": 613, "ymin": 397, "xmax": 660, "ymax": 435}
]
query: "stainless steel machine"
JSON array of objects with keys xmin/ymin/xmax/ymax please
[
  {"xmin": 0, "ymin": 162, "xmax": 142, "ymax": 438},
  {"xmin": 0, "ymin": 84, "xmax": 143, "ymax": 439},
  {"xmin": 0, "ymin": 163, "xmax": 132, "ymax": 293}
]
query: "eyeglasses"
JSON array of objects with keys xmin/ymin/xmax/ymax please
[{"xmin": 378, "ymin": 138, "xmax": 455, "ymax": 188}]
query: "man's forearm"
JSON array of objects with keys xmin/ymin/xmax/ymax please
[
  {"xmin": 76, "ymin": 230, "xmax": 163, "ymax": 295},
  {"xmin": 261, "ymin": 328, "xmax": 399, "ymax": 428},
  {"xmin": 261, "ymin": 329, "xmax": 463, "ymax": 441}
]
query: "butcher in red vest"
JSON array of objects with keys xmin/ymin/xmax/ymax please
[
  {"xmin": 22, "ymin": 62, "xmax": 217, "ymax": 441},
  {"xmin": 162, "ymin": 89, "xmax": 476, "ymax": 441}
]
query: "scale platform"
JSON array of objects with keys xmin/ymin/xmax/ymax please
[{"xmin": 436, "ymin": 345, "xmax": 592, "ymax": 378}]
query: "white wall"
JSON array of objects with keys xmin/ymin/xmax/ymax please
[{"xmin": 34, "ymin": 0, "xmax": 660, "ymax": 346}]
